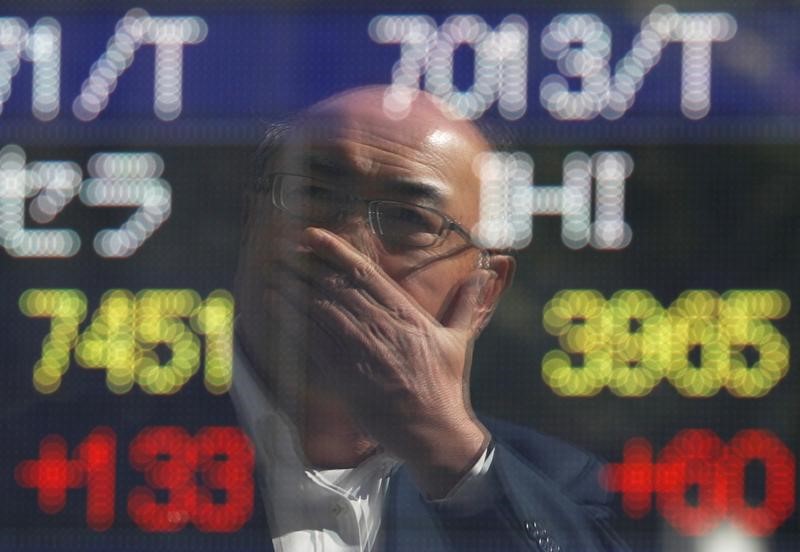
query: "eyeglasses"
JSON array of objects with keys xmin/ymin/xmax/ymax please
[{"xmin": 263, "ymin": 173, "xmax": 480, "ymax": 251}]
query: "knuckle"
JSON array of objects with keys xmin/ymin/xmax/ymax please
[
  {"xmin": 364, "ymin": 319, "xmax": 389, "ymax": 341},
  {"xmin": 352, "ymin": 261, "xmax": 376, "ymax": 282},
  {"xmin": 390, "ymin": 304, "xmax": 420, "ymax": 325},
  {"xmin": 324, "ymin": 272, "xmax": 351, "ymax": 291},
  {"xmin": 311, "ymin": 295, "xmax": 334, "ymax": 312}
]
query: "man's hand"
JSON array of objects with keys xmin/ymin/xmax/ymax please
[{"xmin": 278, "ymin": 227, "xmax": 498, "ymax": 497}]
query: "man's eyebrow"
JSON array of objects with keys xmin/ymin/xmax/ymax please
[
  {"xmin": 304, "ymin": 153, "xmax": 354, "ymax": 178},
  {"xmin": 380, "ymin": 179, "xmax": 447, "ymax": 206}
]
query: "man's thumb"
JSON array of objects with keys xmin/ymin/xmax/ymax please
[{"xmin": 442, "ymin": 269, "xmax": 496, "ymax": 333}]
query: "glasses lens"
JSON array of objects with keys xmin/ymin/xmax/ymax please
[
  {"xmin": 275, "ymin": 175, "xmax": 348, "ymax": 222},
  {"xmin": 373, "ymin": 202, "xmax": 444, "ymax": 247},
  {"xmin": 271, "ymin": 177, "xmax": 454, "ymax": 250}
]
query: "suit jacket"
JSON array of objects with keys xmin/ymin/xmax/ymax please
[{"xmin": 377, "ymin": 416, "xmax": 629, "ymax": 552}]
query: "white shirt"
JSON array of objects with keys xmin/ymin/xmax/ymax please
[{"xmin": 230, "ymin": 343, "xmax": 496, "ymax": 552}]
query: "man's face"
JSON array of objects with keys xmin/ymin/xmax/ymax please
[{"xmin": 235, "ymin": 89, "xmax": 492, "ymax": 395}]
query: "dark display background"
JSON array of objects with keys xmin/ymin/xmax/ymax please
[{"xmin": 1, "ymin": 2, "xmax": 798, "ymax": 551}]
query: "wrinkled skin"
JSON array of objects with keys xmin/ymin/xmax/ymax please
[{"xmin": 235, "ymin": 87, "xmax": 515, "ymax": 497}]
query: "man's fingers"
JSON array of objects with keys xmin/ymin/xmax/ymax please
[
  {"xmin": 276, "ymin": 254, "xmax": 350, "ymax": 292},
  {"xmin": 301, "ymin": 227, "xmax": 408, "ymax": 302},
  {"xmin": 273, "ymin": 271, "xmax": 364, "ymax": 352},
  {"xmin": 441, "ymin": 269, "xmax": 496, "ymax": 335},
  {"xmin": 276, "ymin": 253, "xmax": 396, "ymax": 327}
]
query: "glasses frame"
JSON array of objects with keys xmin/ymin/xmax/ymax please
[{"xmin": 264, "ymin": 173, "xmax": 483, "ymax": 253}]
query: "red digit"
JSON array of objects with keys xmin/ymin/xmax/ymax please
[
  {"xmin": 726, "ymin": 429, "xmax": 796, "ymax": 536},
  {"xmin": 79, "ymin": 427, "xmax": 117, "ymax": 531},
  {"xmin": 128, "ymin": 426, "xmax": 198, "ymax": 532},
  {"xmin": 193, "ymin": 427, "xmax": 254, "ymax": 532},
  {"xmin": 656, "ymin": 429, "xmax": 727, "ymax": 536}
]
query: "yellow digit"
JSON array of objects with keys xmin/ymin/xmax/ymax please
[
  {"xmin": 134, "ymin": 289, "xmax": 201, "ymax": 395},
  {"xmin": 721, "ymin": 290, "xmax": 790, "ymax": 398},
  {"xmin": 19, "ymin": 289, "xmax": 87, "ymax": 394},
  {"xmin": 666, "ymin": 290, "xmax": 728, "ymax": 397},
  {"xmin": 605, "ymin": 290, "xmax": 669, "ymax": 397},
  {"xmin": 542, "ymin": 290, "xmax": 610, "ymax": 396},
  {"xmin": 74, "ymin": 289, "xmax": 137, "ymax": 393},
  {"xmin": 190, "ymin": 290, "xmax": 235, "ymax": 394}
]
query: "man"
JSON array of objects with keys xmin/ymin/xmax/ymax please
[{"xmin": 232, "ymin": 85, "xmax": 628, "ymax": 551}]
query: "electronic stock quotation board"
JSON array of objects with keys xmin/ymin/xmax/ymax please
[{"xmin": 0, "ymin": 1, "xmax": 798, "ymax": 551}]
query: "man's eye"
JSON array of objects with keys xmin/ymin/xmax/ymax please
[
  {"xmin": 376, "ymin": 205, "xmax": 440, "ymax": 246},
  {"xmin": 286, "ymin": 184, "xmax": 342, "ymax": 206},
  {"xmin": 296, "ymin": 185, "xmax": 336, "ymax": 200},
  {"xmin": 382, "ymin": 207, "xmax": 430, "ymax": 228}
]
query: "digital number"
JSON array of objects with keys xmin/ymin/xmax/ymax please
[
  {"xmin": 15, "ymin": 426, "xmax": 254, "ymax": 532},
  {"xmin": 602, "ymin": 429, "xmax": 795, "ymax": 536},
  {"xmin": 20, "ymin": 289, "xmax": 234, "ymax": 395},
  {"xmin": 542, "ymin": 289, "xmax": 790, "ymax": 397}
]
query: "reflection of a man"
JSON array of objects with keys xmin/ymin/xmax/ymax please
[{"xmin": 232, "ymin": 86, "xmax": 628, "ymax": 551}]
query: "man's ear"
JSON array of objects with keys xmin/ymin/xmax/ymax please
[{"xmin": 474, "ymin": 253, "xmax": 516, "ymax": 335}]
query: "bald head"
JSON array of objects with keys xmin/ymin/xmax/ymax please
[
  {"xmin": 305, "ymin": 86, "xmax": 490, "ymax": 153},
  {"xmin": 257, "ymin": 86, "xmax": 491, "ymax": 234}
]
